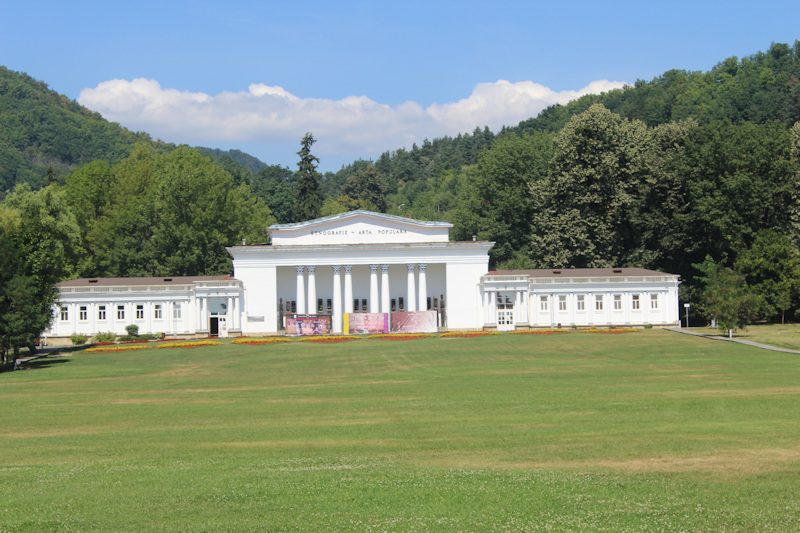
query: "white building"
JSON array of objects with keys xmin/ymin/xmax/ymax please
[{"xmin": 47, "ymin": 211, "xmax": 680, "ymax": 339}]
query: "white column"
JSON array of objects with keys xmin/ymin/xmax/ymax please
[
  {"xmin": 307, "ymin": 265, "xmax": 317, "ymax": 314},
  {"xmin": 515, "ymin": 290, "xmax": 522, "ymax": 324},
  {"xmin": 418, "ymin": 263, "xmax": 427, "ymax": 311},
  {"xmin": 344, "ymin": 265, "xmax": 353, "ymax": 314},
  {"xmin": 199, "ymin": 297, "xmax": 206, "ymax": 331},
  {"xmin": 406, "ymin": 263, "xmax": 417, "ymax": 312},
  {"xmin": 381, "ymin": 264, "xmax": 390, "ymax": 313},
  {"xmin": 332, "ymin": 266, "xmax": 342, "ymax": 333},
  {"xmin": 369, "ymin": 265, "xmax": 379, "ymax": 313},
  {"xmin": 483, "ymin": 289, "xmax": 491, "ymax": 326},
  {"xmin": 295, "ymin": 266, "xmax": 306, "ymax": 315}
]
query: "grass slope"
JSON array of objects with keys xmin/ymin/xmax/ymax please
[{"xmin": 2, "ymin": 331, "xmax": 800, "ymax": 531}]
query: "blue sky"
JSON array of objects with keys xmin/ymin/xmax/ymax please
[{"xmin": 2, "ymin": 0, "xmax": 798, "ymax": 171}]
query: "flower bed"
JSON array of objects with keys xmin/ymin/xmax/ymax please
[
  {"xmin": 85, "ymin": 344, "xmax": 150, "ymax": 354},
  {"xmin": 155, "ymin": 340, "xmax": 223, "ymax": 349},
  {"xmin": 367, "ymin": 333, "xmax": 435, "ymax": 340},
  {"xmin": 510, "ymin": 329, "xmax": 569, "ymax": 335},
  {"xmin": 231, "ymin": 337, "xmax": 292, "ymax": 345},
  {"xmin": 440, "ymin": 331, "xmax": 501, "ymax": 338},
  {"xmin": 297, "ymin": 335, "xmax": 358, "ymax": 343},
  {"xmin": 579, "ymin": 328, "xmax": 638, "ymax": 334}
]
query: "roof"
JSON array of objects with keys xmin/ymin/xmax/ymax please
[
  {"xmin": 57, "ymin": 275, "xmax": 238, "ymax": 288},
  {"xmin": 268, "ymin": 209, "xmax": 453, "ymax": 231},
  {"xmin": 484, "ymin": 267, "xmax": 679, "ymax": 278}
]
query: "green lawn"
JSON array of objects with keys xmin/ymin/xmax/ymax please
[
  {"xmin": 2, "ymin": 331, "xmax": 800, "ymax": 531},
  {"xmin": 690, "ymin": 322, "xmax": 800, "ymax": 351}
]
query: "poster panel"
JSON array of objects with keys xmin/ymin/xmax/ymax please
[
  {"xmin": 286, "ymin": 314, "xmax": 332, "ymax": 336},
  {"xmin": 345, "ymin": 313, "xmax": 389, "ymax": 334},
  {"xmin": 391, "ymin": 311, "xmax": 437, "ymax": 333}
]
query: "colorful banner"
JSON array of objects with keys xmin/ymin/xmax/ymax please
[
  {"xmin": 391, "ymin": 311, "xmax": 437, "ymax": 333},
  {"xmin": 286, "ymin": 314, "xmax": 332, "ymax": 336},
  {"xmin": 345, "ymin": 313, "xmax": 389, "ymax": 334}
]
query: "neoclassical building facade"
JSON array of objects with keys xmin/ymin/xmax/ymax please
[{"xmin": 47, "ymin": 211, "xmax": 681, "ymax": 339}]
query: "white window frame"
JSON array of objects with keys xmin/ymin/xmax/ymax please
[
  {"xmin": 576, "ymin": 295, "xmax": 585, "ymax": 311},
  {"xmin": 650, "ymin": 294, "xmax": 658, "ymax": 309},
  {"xmin": 79, "ymin": 306, "xmax": 88, "ymax": 321},
  {"xmin": 136, "ymin": 304, "xmax": 144, "ymax": 320},
  {"xmin": 117, "ymin": 305, "xmax": 125, "ymax": 320},
  {"xmin": 60, "ymin": 307, "xmax": 69, "ymax": 321},
  {"xmin": 98, "ymin": 305, "xmax": 106, "ymax": 320},
  {"xmin": 613, "ymin": 295, "xmax": 622, "ymax": 310},
  {"xmin": 154, "ymin": 304, "xmax": 162, "ymax": 320},
  {"xmin": 173, "ymin": 303, "xmax": 182, "ymax": 320},
  {"xmin": 539, "ymin": 296, "xmax": 548, "ymax": 311},
  {"xmin": 558, "ymin": 295, "xmax": 567, "ymax": 311},
  {"xmin": 632, "ymin": 294, "xmax": 640, "ymax": 310},
  {"xmin": 595, "ymin": 295, "xmax": 603, "ymax": 311}
]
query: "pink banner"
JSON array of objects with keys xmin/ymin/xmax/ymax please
[
  {"xmin": 346, "ymin": 313, "xmax": 389, "ymax": 334},
  {"xmin": 391, "ymin": 311, "xmax": 437, "ymax": 333},
  {"xmin": 286, "ymin": 314, "xmax": 332, "ymax": 336}
]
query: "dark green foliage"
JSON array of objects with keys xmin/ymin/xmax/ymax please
[
  {"xmin": 251, "ymin": 165, "xmax": 297, "ymax": 224},
  {"xmin": 341, "ymin": 164, "xmax": 388, "ymax": 212},
  {"xmin": 695, "ymin": 256, "xmax": 765, "ymax": 334},
  {"xmin": 294, "ymin": 133, "xmax": 323, "ymax": 221}
]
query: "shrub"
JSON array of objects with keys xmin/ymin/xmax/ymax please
[
  {"xmin": 125, "ymin": 324, "xmax": 139, "ymax": 337},
  {"xmin": 92, "ymin": 332, "xmax": 117, "ymax": 344},
  {"xmin": 70, "ymin": 334, "xmax": 88, "ymax": 345}
]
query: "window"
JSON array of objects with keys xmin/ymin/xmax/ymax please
[
  {"xmin": 577, "ymin": 295, "xmax": 585, "ymax": 311},
  {"xmin": 290, "ymin": 300, "xmax": 296, "ymax": 313},
  {"xmin": 117, "ymin": 305, "xmax": 125, "ymax": 320},
  {"xmin": 398, "ymin": 297, "xmax": 404, "ymax": 311},
  {"xmin": 317, "ymin": 299, "xmax": 323, "ymax": 313},
  {"xmin": 353, "ymin": 299, "xmax": 360, "ymax": 312},
  {"xmin": 362, "ymin": 299, "xmax": 368, "ymax": 311},
  {"xmin": 98, "ymin": 305, "xmax": 106, "ymax": 320},
  {"xmin": 79, "ymin": 306, "xmax": 87, "ymax": 321},
  {"xmin": 136, "ymin": 304, "xmax": 144, "ymax": 319},
  {"xmin": 391, "ymin": 298, "xmax": 396, "ymax": 312},
  {"xmin": 613, "ymin": 295, "xmax": 622, "ymax": 310},
  {"xmin": 60, "ymin": 307, "xmax": 68, "ymax": 321},
  {"xmin": 497, "ymin": 293, "xmax": 513, "ymax": 310},
  {"xmin": 426, "ymin": 297, "xmax": 432, "ymax": 311},
  {"xmin": 558, "ymin": 295, "xmax": 567, "ymax": 311},
  {"xmin": 540, "ymin": 296, "xmax": 548, "ymax": 311},
  {"xmin": 650, "ymin": 294, "xmax": 659, "ymax": 309},
  {"xmin": 173, "ymin": 303, "xmax": 182, "ymax": 319},
  {"xmin": 632, "ymin": 294, "xmax": 640, "ymax": 310},
  {"xmin": 595, "ymin": 295, "xmax": 604, "ymax": 311},
  {"xmin": 154, "ymin": 304, "xmax": 162, "ymax": 319}
]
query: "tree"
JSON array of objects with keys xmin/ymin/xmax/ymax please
[
  {"xmin": 340, "ymin": 164, "xmax": 388, "ymax": 212},
  {"xmin": 530, "ymin": 104, "xmax": 650, "ymax": 268},
  {"xmin": 695, "ymin": 256, "xmax": 764, "ymax": 335},
  {"xmin": 294, "ymin": 133, "xmax": 323, "ymax": 221},
  {"xmin": 0, "ymin": 184, "xmax": 81, "ymax": 365},
  {"xmin": 735, "ymin": 230, "xmax": 800, "ymax": 323},
  {"xmin": 452, "ymin": 132, "xmax": 553, "ymax": 267},
  {"xmin": 251, "ymin": 164, "xmax": 297, "ymax": 223}
]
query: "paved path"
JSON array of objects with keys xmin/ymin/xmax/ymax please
[{"xmin": 666, "ymin": 327, "xmax": 800, "ymax": 354}]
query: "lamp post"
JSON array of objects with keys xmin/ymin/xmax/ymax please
[{"xmin": 684, "ymin": 303, "xmax": 691, "ymax": 328}]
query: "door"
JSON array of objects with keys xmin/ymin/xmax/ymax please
[
  {"xmin": 209, "ymin": 316, "xmax": 219, "ymax": 337},
  {"xmin": 496, "ymin": 291, "xmax": 515, "ymax": 331}
]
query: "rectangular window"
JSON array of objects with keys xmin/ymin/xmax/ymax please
[
  {"xmin": 540, "ymin": 296, "xmax": 548, "ymax": 311},
  {"xmin": 353, "ymin": 299, "xmax": 360, "ymax": 312},
  {"xmin": 391, "ymin": 298, "xmax": 397, "ymax": 312},
  {"xmin": 154, "ymin": 304, "xmax": 162, "ymax": 319},
  {"xmin": 79, "ymin": 306, "xmax": 87, "ymax": 321},
  {"xmin": 317, "ymin": 299, "xmax": 323, "ymax": 313},
  {"xmin": 173, "ymin": 303, "xmax": 182, "ymax": 319},
  {"xmin": 577, "ymin": 295, "xmax": 585, "ymax": 311},
  {"xmin": 362, "ymin": 298, "xmax": 368, "ymax": 311},
  {"xmin": 326, "ymin": 299, "xmax": 332, "ymax": 313},
  {"xmin": 117, "ymin": 305, "xmax": 125, "ymax": 320},
  {"xmin": 595, "ymin": 295, "xmax": 603, "ymax": 311},
  {"xmin": 136, "ymin": 304, "xmax": 144, "ymax": 319},
  {"xmin": 632, "ymin": 294, "xmax": 640, "ymax": 310},
  {"xmin": 398, "ymin": 297, "xmax": 404, "ymax": 311},
  {"xmin": 290, "ymin": 300, "xmax": 296, "ymax": 314},
  {"xmin": 558, "ymin": 295, "xmax": 567, "ymax": 311},
  {"xmin": 60, "ymin": 307, "xmax": 69, "ymax": 321},
  {"xmin": 650, "ymin": 294, "xmax": 659, "ymax": 309},
  {"xmin": 98, "ymin": 305, "xmax": 106, "ymax": 320},
  {"xmin": 613, "ymin": 295, "xmax": 622, "ymax": 310}
]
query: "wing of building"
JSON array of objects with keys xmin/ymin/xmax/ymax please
[{"xmin": 46, "ymin": 210, "xmax": 680, "ymax": 340}]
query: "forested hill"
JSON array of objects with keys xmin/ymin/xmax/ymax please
[
  {"xmin": 513, "ymin": 41, "xmax": 800, "ymax": 134},
  {"xmin": 0, "ymin": 67, "xmax": 171, "ymax": 192}
]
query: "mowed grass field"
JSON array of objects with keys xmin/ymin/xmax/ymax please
[{"xmin": 2, "ymin": 330, "xmax": 800, "ymax": 531}]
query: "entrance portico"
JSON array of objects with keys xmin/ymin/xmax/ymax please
[{"xmin": 228, "ymin": 210, "xmax": 493, "ymax": 335}]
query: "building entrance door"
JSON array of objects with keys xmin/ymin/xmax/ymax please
[
  {"xmin": 209, "ymin": 316, "xmax": 219, "ymax": 337},
  {"xmin": 496, "ymin": 291, "xmax": 515, "ymax": 331}
]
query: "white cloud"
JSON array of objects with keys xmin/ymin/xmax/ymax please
[{"xmin": 78, "ymin": 78, "xmax": 627, "ymax": 161}]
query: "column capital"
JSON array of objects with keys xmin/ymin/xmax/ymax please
[
  {"xmin": 332, "ymin": 265, "xmax": 341, "ymax": 275},
  {"xmin": 344, "ymin": 265, "xmax": 352, "ymax": 275},
  {"xmin": 381, "ymin": 264, "xmax": 390, "ymax": 273},
  {"xmin": 296, "ymin": 265, "xmax": 305, "ymax": 275},
  {"xmin": 406, "ymin": 263, "xmax": 417, "ymax": 273},
  {"xmin": 418, "ymin": 263, "xmax": 427, "ymax": 273},
  {"xmin": 307, "ymin": 265, "xmax": 316, "ymax": 274},
  {"xmin": 369, "ymin": 264, "xmax": 379, "ymax": 274}
]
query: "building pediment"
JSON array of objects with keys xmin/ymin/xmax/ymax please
[{"xmin": 268, "ymin": 210, "xmax": 453, "ymax": 246}]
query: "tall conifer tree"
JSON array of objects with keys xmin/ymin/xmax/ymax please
[{"xmin": 294, "ymin": 133, "xmax": 323, "ymax": 221}]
